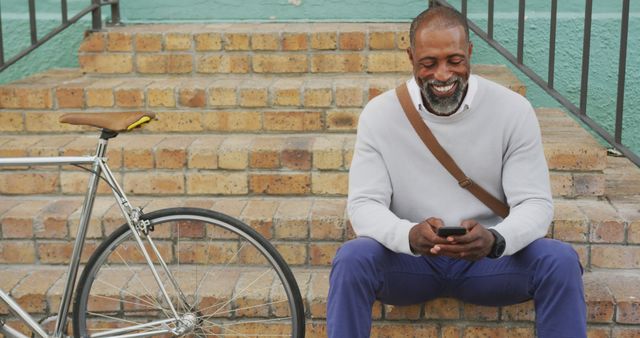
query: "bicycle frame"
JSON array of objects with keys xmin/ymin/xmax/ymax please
[{"xmin": 0, "ymin": 137, "xmax": 183, "ymax": 338}]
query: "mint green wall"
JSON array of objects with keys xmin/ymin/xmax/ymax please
[{"xmin": 1, "ymin": 0, "xmax": 638, "ymax": 154}]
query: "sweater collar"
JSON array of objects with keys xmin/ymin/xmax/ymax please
[{"xmin": 407, "ymin": 75, "xmax": 478, "ymax": 121}]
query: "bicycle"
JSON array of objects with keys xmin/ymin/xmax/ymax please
[{"xmin": 0, "ymin": 111, "xmax": 305, "ymax": 338}]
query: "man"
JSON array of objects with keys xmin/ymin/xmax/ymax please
[{"xmin": 327, "ymin": 6, "xmax": 586, "ymax": 338}]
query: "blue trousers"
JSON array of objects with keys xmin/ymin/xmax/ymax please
[{"xmin": 327, "ymin": 237, "xmax": 586, "ymax": 338}]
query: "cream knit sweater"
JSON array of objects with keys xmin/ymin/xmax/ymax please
[{"xmin": 347, "ymin": 75, "xmax": 553, "ymax": 257}]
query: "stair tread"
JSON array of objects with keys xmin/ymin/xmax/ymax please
[
  {"xmin": 0, "ymin": 66, "xmax": 523, "ymax": 110},
  {"xmin": 1, "ymin": 264, "xmax": 638, "ymax": 325}
]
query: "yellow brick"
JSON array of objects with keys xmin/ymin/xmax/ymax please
[
  {"xmin": 115, "ymin": 81, "xmax": 147, "ymax": 108},
  {"xmin": 202, "ymin": 111, "xmax": 262, "ymax": 132},
  {"xmin": 369, "ymin": 31, "xmax": 395, "ymax": 49},
  {"xmin": 313, "ymin": 137, "xmax": 344, "ymax": 169},
  {"xmin": 134, "ymin": 33, "xmax": 162, "ymax": 52},
  {"xmin": 272, "ymin": 79, "xmax": 303, "ymax": 106},
  {"xmin": 178, "ymin": 87, "xmax": 206, "ymax": 108},
  {"xmin": 196, "ymin": 54, "xmax": 250, "ymax": 73},
  {"xmin": 79, "ymin": 54, "xmax": 133, "ymax": 74},
  {"xmin": 167, "ymin": 54, "xmax": 193, "ymax": 74},
  {"xmin": 195, "ymin": 33, "xmax": 222, "ymax": 51},
  {"xmin": 312, "ymin": 172, "xmax": 348, "ymax": 195},
  {"xmin": 165, "ymin": 33, "xmax": 192, "ymax": 51},
  {"xmin": 187, "ymin": 172, "xmax": 248, "ymax": 195},
  {"xmin": 311, "ymin": 32, "xmax": 337, "ymax": 50},
  {"xmin": 224, "ymin": 33, "xmax": 250, "ymax": 50},
  {"xmin": 304, "ymin": 85, "xmax": 333, "ymax": 107},
  {"xmin": 0, "ymin": 173, "xmax": 59, "ymax": 194},
  {"xmin": 60, "ymin": 171, "xmax": 118, "ymax": 195},
  {"xmin": 397, "ymin": 31, "xmax": 410, "ymax": 49},
  {"xmin": 250, "ymin": 137, "xmax": 283, "ymax": 169},
  {"xmin": 218, "ymin": 138, "xmax": 251, "ymax": 169},
  {"xmin": 135, "ymin": 54, "xmax": 167, "ymax": 74},
  {"xmin": 0, "ymin": 112, "xmax": 24, "ymax": 131},
  {"xmin": 188, "ymin": 136, "xmax": 224, "ymax": 169},
  {"xmin": 146, "ymin": 112, "xmax": 202, "ymax": 132},
  {"xmin": 311, "ymin": 54, "xmax": 364, "ymax": 73},
  {"xmin": 253, "ymin": 54, "xmax": 308, "ymax": 73},
  {"xmin": 368, "ymin": 52, "xmax": 412, "ymax": 72},
  {"xmin": 123, "ymin": 172, "xmax": 184, "ymax": 195},
  {"xmin": 239, "ymin": 87, "xmax": 268, "ymax": 107},
  {"xmin": 78, "ymin": 32, "xmax": 105, "ymax": 52},
  {"xmin": 263, "ymin": 112, "xmax": 322, "ymax": 132},
  {"xmin": 25, "ymin": 112, "xmax": 86, "ymax": 132},
  {"xmin": 327, "ymin": 110, "xmax": 359, "ymax": 131},
  {"xmin": 86, "ymin": 86, "xmax": 115, "ymax": 108},
  {"xmin": 339, "ymin": 32, "xmax": 365, "ymax": 50},
  {"xmin": 282, "ymin": 33, "xmax": 308, "ymax": 51},
  {"xmin": 249, "ymin": 174, "xmax": 311, "ymax": 195},
  {"xmin": 107, "ymin": 32, "xmax": 132, "ymax": 51},
  {"xmin": 147, "ymin": 84, "xmax": 176, "ymax": 108},
  {"xmin": 335, "ymin": 86, "xmax": 364, "ymax": 107},
  {"xmin": 0, "ymin": 87, "xmax": 52, "ymax": 109},
  {"xmin": 251, "ymin": 33, "xmax": 280, "ymax": 50},
  {"xmin": 208, "ymin": 81, "xmax": 239, "ymax": 107}
]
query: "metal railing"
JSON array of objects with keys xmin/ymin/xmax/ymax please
[
  {"xmin": 0, "ymin": 0, "xmax": 121, "ymax": 73},
  {"xmin": 429, "ymin": 0, "xmax": 638, "ymax": 166}
]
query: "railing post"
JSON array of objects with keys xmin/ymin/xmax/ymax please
[
  {"xmin": 107, "ymin": 0, "xmax": 122, "ymax": 26},
  {"xmin": 579, "ymin": 0, "xmax": 593, "ymax": 115},
  {"xmin": 28, "ymin": 0, "xmax": 38, "ymax": 45},
  {"xmin": 548, "ymin": 0, "xmax": 557, "ymax": 88},
  {"xmin": 615, "ymin": 0, "xmax": 630, "ymax": 144},
  {"xmin": 61, "ymin": 0, "xmax": 68, "ymax": 24},
  {"xmin": 91, "ymin": 0, "xmax": 102, "ymax": 31},
  {"xmin": 0, "ymin": 2, "xmax": 4, "ymax": 67}
]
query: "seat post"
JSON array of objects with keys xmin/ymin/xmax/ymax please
[{"xmin": 96, "ymin": 129, "xmax": 118, "ymax": 158}]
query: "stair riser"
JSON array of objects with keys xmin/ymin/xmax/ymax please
[
  {"xmin": 0, "ymin": 170, "xmax": 603, "ymax": 198},
  {"xmin": 1, "ymin": 198, "xmax": 638, "ymax": 269},
  {"xmin": 1, "ymin": 268, "xmax": 639, "ymax": 335}
]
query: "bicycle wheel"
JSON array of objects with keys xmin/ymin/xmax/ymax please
[{"xmin": 73, "ymin": 207, "xmax": 305, "ymax": 338}]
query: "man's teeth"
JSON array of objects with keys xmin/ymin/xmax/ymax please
[{"xmin": 432, "ymin": 83, "xmax": 454, "ymax": 93}]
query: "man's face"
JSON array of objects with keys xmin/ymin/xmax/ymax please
[{"xmin": 407, "ymin": 24, "xmax": 472, "ymax": 116}]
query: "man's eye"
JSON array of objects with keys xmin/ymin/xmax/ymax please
[
  {"xmin": 449, "ymin": 58, "xmax": 463, "ymax": 65},
  {"xmin": 420, "ymin": 63, "xmax": 435, "ymax": 68}
]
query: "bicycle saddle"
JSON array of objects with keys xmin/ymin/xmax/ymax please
[{"xmin": 59, "ymin": 112, "xmax": 156, "ymax": 132}]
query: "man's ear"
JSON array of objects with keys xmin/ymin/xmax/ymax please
[
  {"xmin": 406, "ymin": 47, "xmax": 414, "ymax": 64},
  {"xmin": 468, "ymin": 41, "xmax": 473, "ymax": 60}
]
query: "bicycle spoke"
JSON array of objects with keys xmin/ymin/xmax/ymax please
[
  {"xmin": 112, "ymin": 249, "xmax": 173, "ymax": 319},
  {"xmin": 75, "ymin": 211, "xmax": 303, "ymax": 337}
]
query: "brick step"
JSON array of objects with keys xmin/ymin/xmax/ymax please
[
  {"xmin": 1, "ymin": 265, "xmax": 638, "ymax": 337},
  {"xmin": 0, "ymin": 125, "xmax": 605, "ymax": 198},
  {"xmin": 0, "ymin": 195, "xmax": 638, "ymax": 270},
  {"xmin": 0, "ymin": 65, "xmax": 523, "ymax": 112},
  {"xmin": 75, "ymin": 23, "xmax": 436, "ymax": 75}
]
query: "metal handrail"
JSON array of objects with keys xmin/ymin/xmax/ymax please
[
  {"xmin": 429, "ymin": 0, "xmax": 638, "ymax": 167},
  {"xmin": 0, "ymin": 0, "xmax": 121, "ymax": 73}
]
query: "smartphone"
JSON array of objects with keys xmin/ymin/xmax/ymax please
[{"xmin": 437, "ymin": 226, "xmax": 467, "ymax": 237}]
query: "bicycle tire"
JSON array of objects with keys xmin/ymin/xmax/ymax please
[{"xmin": 72, "ymin": 207, "xmax": 305, "ymax": 338}]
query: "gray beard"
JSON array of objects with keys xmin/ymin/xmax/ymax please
[{"xmin": 420, "ymin": 76, "xmax": 468, "ymax": 116}]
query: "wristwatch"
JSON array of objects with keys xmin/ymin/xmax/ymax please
[{"xmin": 487, "ymin": 228, "xmax": 506, "ymax": 258}]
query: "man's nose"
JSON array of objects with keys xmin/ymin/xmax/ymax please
[{"xmin": 433, "ymin": 64, "xmax": 452, "ymax": 82}]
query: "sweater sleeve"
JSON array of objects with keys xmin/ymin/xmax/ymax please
[
  {"xmin": 347, "ymin": 111, "xmax": 418, "ymax": 255},
  {"xmin": 493, "ymin": 103, "xmax": 554, "ymax": 256}
]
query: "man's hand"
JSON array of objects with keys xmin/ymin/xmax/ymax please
[
  {"xmin": 430, "ymin": 220, "xmax": 495, "ymax": 261},
  {"xmin": 408, "ymin": 217, "xmax": 449, "ymax": 255}
]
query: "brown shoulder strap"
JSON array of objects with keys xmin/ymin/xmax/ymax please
[{"xmin": 395, "ymin": 83, "xmax": 510, "ymax": 218}]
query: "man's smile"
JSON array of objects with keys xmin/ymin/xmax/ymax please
[{"xmin": 430, "ymin": 82, "xmax": 457, "ymax": 97}]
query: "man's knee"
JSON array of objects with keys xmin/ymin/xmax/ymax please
[
  {"xmin": 330, "ymin": 237, "xmax": 387, "ymax": 282},
  {"xmin": 526, "ymin": 239, "xmax": 583, "ymax": 279}
]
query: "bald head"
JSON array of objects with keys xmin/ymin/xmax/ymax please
[{"xmin": 409, "ymin": 6, "xmax": 470, "ymax": 49}]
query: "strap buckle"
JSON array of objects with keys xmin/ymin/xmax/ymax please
[{"xmin": 459, "ymin": 177, "xmax": 473, "ymax": 188}]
